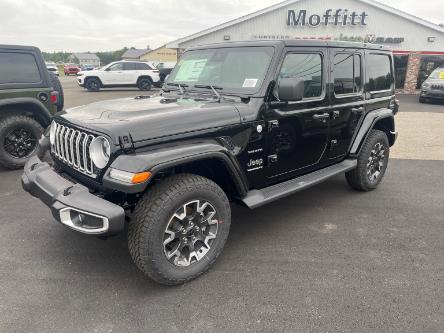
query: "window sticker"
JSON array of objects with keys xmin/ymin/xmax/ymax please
[
  {"xmin": 242, "ymin": 78, "xmax": 258, "ymax": 88},
  {"xmin": 439, "ymin": 72, "xmax": 444, "ymax": 79},
  {"xmin": 174, "ymin": 59, "xmax": 208, "ymax": 82}
]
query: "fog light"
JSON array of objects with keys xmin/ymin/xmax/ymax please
[{"xmin": 59, "ymin": 208, "xmax": 109, "ymax": 234}]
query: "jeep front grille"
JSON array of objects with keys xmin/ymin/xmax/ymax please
[
  {"xmin": 431, "ymin": 84, "xmax": 444, "ymax": 91},
  {"xmin": 51, "ymin": 122, "xmax": 96, "ymax": 177}
]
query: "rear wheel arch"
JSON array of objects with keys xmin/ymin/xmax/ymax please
[
  {"xmin": 137, "ymin": 75, "xmax": 153, "ymax": 83},
  {"xmin": 0, "ymin": 102, "xmax": 51, "ymax": 128},
  {"xmin": 373, "ymin": 116, "xmax": 395, "ymax": 146}
]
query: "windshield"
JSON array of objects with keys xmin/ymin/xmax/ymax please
[
  {"xmin": 429, "ymin": 68, "xmax": 444, "ymax": 80},
  {"xmin": 166, "ymin": 46, "xmax": 275, "ymax": 94}
]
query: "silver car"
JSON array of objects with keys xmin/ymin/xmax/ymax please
[{"xmin": 420, "ymin": 68, "xmax": 444, "ymax": 103}]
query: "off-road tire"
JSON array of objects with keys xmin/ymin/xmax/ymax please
[
  {"xmin": 0, "ymin": 115, "xmax": 43, "ymax": 169},
  {"xmin": 346, "ymin": 129, "xmax": 390, "ymax": 191},
  {"xmin": 419, "ymin": 97, "xmax": 427, "ymax": 104},
  {"xmin": 128, "ymin": 174, "xmax": 231, "ymax": 285},
  {"xmin": 85, "ymin": 77, "xmax": 101, "ymax": 92},
  {"xmin": 49, "ymin": 72, "xmax": 64, "ymax": 112},
  {"xmin": 137, "ymin": 77, "xmax": 152, "ymax": 91}
]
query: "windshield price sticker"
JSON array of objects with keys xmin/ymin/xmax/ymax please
[
  {"xmin": 439, "ymin": 72, "xmax": 444, "ymax": 79},
  {"xmin": 174, "ymin": 59, "xmax": 208, "ymax": 82},
  {"xmin": 243, "ymin": 78, "xmax": 258, "ymax": 88}
]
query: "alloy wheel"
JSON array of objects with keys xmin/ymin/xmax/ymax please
[
  {"xmin": 367, "ymin": 142, "xmax": 386, "ymax": 182},
  {"xmin": 4, "ymin": 127, "xmax": 37, "ymax": 158},
  {"xmin": 163, "ymin": 200, "xmax": 219, "ymax": 267}
]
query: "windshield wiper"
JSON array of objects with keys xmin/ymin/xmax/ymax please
[
  {"xmin": 166, "ymin": 83, "xmax": 188, "ymax": 94},
  {"xmin": 194, "ymin": 84, "xmax": 223, "ymax": 101}
]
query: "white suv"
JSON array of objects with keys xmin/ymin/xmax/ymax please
[{"xmin": 77, "ymin": 61, "xmax": 160, "ymax": 92}]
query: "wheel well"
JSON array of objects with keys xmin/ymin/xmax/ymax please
[
  {"xmin": 373, "ymin": 117, "xmax": 395, "ymax": 145},
  {"xmin": 137, "ymin": 76, "xmax": 153, "ymax": 84},
  {"xmin": 0, "ymin": 103, "xmax": 51, "ymax": 128},
  {"xmin": 154, "ymin": 158, "xmax": 241, "ymax": 201},
  {"xmin": 85, "ymin": 76, "xmax": 103, "ymax": 87}
]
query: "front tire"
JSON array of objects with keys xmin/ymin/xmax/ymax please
[
  {"xmin": 0, "ymin": 115, "xmax": 43, "ymax": 169},
  {"xmin": 346, "ymin": 129, "xmax": 390, "ymax": 191},
  {"xmin": 128, "ymin": 174, "xmax": 231, "ymax": 285},
  {"xmin": 85, "ymin": 78, "xmax": 101, "ymax": 92}
]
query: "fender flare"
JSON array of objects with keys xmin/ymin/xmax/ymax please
[
  {"xmin": 103, "ymin": 139, "xmax": 249, "ymax": 195},
  {"xmin": 0, "ymin": 97, "xmax": 53, "ymax": 127},
  {"xmin": 349, "ymin": 108, "xmax": 395, "ymax": 155}
]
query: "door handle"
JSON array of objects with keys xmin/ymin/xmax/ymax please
[
  {"xmin": 352, "ymin": 107, "xmax": 364, "ymax": 112},
  {"xmin": 312, "ymin": 113, "xmax": 330, "ymax": 120}
]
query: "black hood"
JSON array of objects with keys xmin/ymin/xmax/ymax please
[{"xmin": 56, "ymin": 96, "xmax": 242, "ymax": 144}]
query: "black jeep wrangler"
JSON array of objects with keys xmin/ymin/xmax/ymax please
[
  {"xmin": 22, "ymin": 40, "xmax": 398, "ymax": 285},
  {"xmin": 0, "ymin": 45, "xmax": 63, "ymax": 169}
]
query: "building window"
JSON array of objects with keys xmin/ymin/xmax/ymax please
[
  {"xmin": 333, "ymin": 53, "xmax": 361, "ymax": 95},
  {"xmin": 366, "ymin": 54, "xmax": 393, "ymax": 92},
  {"xmin": 279, "ymin": 53, "xmax": 323, "ymax": 98},
  {"xmin": 394, "ymin": 55, "xmax": 408, "ymax": 89}
]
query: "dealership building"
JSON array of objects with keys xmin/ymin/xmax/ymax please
[{"xmin": 166, "ymin": 0, "xmax": 444, "ymax": 93}]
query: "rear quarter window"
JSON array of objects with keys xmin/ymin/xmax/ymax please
[
  {"xmin": 366, "ymin": 54, "xmax": 393, "ymax": 92},
  {"xmin": 0, "ymin": 52, "xmax": 41, "ymax": 84}
]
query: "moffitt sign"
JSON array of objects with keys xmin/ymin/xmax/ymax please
[{"xmin": 287, "ymin": 9, "xmax": 368, "ymax": 27}]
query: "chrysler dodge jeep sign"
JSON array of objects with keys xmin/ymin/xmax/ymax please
[{"xmin": 287, "ymin": 9, "xmax": 368, "ymax": 27}]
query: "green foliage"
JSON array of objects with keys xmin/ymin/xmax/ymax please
[{"xmin": 42, "ymin": 47, "xmax": 130, "ymax": 65}]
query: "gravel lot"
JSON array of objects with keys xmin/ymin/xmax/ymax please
[{"xmin": 0, "ymin": 78, "xmax": 443, "ymax": 332}]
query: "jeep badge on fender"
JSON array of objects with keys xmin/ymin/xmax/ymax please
[{"xmin": 22, "ymin": 40, "xmax": 398, "ymax": 285}]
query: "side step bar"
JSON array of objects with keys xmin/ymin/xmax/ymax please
[{"xmin": 241, "ymin": 159, "xmax": 357, "ymax": 209}]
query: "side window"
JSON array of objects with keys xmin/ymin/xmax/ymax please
[
  {"xmin": 108, "ymin": 63, "xmax": 124, "ymax": 71},
  {"xmin": 333, "ymin": 53, "xmax": 362, "ymax": 95},
  {"xmin": 279, "ymin": 53, "xmax": 323, "ymax": 99},
  {"xmin": 367, "ymin": 54, "xmax": 393, "ymax": 91},
  {"xmin": 123, "ymin": 62, "xmax": 136, "ymax": 70},
  {"xmin": 135, "ymin": 63, "xmax": 150, "ymax": 70},
  {"xmin": 0, "ymin": 52, "xmax": 41, "ymax": 84}
]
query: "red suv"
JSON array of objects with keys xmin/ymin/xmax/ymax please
[{"xmin": 64, "ymin": 64, "xmax": 80, "ymax": 76}]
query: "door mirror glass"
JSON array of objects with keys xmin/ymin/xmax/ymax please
[{"xmin": 278, "ymin": 77, "xmax": 304, "ymax": 101}]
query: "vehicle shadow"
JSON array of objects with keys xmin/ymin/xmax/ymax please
[{"xmin": 39, "ymin": 175, "xmax": 352, "ymax": 292}]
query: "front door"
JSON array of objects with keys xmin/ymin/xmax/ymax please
[
  {"xmin": 328, "ymin": 49, "xmax": 365, "ymax": 159},
  {"xmin": 102, "ymin": 62, "xmax": 126, "ymax": 85},
  {"xmin": 266, "ymin": 48, "xmax": 330, "ymax": 180}
]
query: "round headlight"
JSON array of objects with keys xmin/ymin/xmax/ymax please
[
  {"xmin": 49, "ymin": 121, "xmax": 57, "ymax": 145},
  {"xmin": 89, "ymin": 136, "xmax": 111, "ymax": 169}
]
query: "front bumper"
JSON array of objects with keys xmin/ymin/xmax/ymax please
[
  {"xmin": 421, "ymin": 90, "xmax": 444, "ymax": 99},
  {"xmin": 22, "ymin": 156, "xmax": 125, "ymax": 235},
  {"xmin": 77, "ymin": 76, "xmax": 85, "ymax": 86}
]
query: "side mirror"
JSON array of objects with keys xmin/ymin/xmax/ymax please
[{"xmin": 278, "ymin": 77, "xmax": 305, "ymax": 101}]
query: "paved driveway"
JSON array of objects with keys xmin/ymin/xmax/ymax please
[{"xmin": 0, "ymin": 87, "xmax": 443, "ymax": 332}]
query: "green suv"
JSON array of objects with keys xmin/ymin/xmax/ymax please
[{"xmin": 0, "ymin": 45, "xmax": 63, "ymax": 169}]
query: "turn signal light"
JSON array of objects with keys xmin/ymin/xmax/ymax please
[
  {"xmin": 131, "ymin": 172, "xmax": 151, "ymax": 184},
  {"xmin": 109, "ymin": 168, "xmax": 152, "ymax": 184}
]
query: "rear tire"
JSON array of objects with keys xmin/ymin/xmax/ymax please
[
  {"xmin": 137, "ymin": 77, "xmax": 152, "ymax": 91},
  {"xmin": 346, "ymin": 129, "xmax": 390, "ymax": 191},
  {"xmin": 0, "ymin": 115, "xmax": 43, "ymax": 169},
  {"xmin": 85, "ymin": 77, "xmax": 101, "ymax": 92},
  {"xmin": 419, "ymin": 97, "xmax": 427, "ymax": 103},
  {"xmin": 128, "ymin": 174, "xmax": 231, "ymax": 285}
]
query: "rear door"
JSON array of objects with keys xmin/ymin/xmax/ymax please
[{"xmin": 328, "ymin": 49, "xmax": 365, "ymax": 159}]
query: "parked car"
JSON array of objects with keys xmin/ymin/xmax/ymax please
[
  {"xmin": 76, "ymin": 60, "xmax": 160, "ymax": 91},
  {"xmin": 0, "ymin": 44, "xmax": 62, "ymax": 169},
  {"xmin": 81, "ymin": 64, "xmax": 94, "ymax": 71},
  {"xmin": 155, "ymin": 61, "xmax": 176, "ymax": 87},
  {"xmin": 64, "ymin": 63, "xmax": 80, "ymax": 76},
  {"xmin": 419, "ymin": 67, "xmax": 444, "ymax": 103},
  {"xmin": 22, "ymin": 40, "xmax": 398, "ymax": 285},
  {"xmin": 46, "ymin": 62, "xmax": 59, "ymax": 76}
]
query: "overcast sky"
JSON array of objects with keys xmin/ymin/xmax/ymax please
[{"xmin": 0, "ymin": 0, "xmax": 442, "ymax": 52}]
